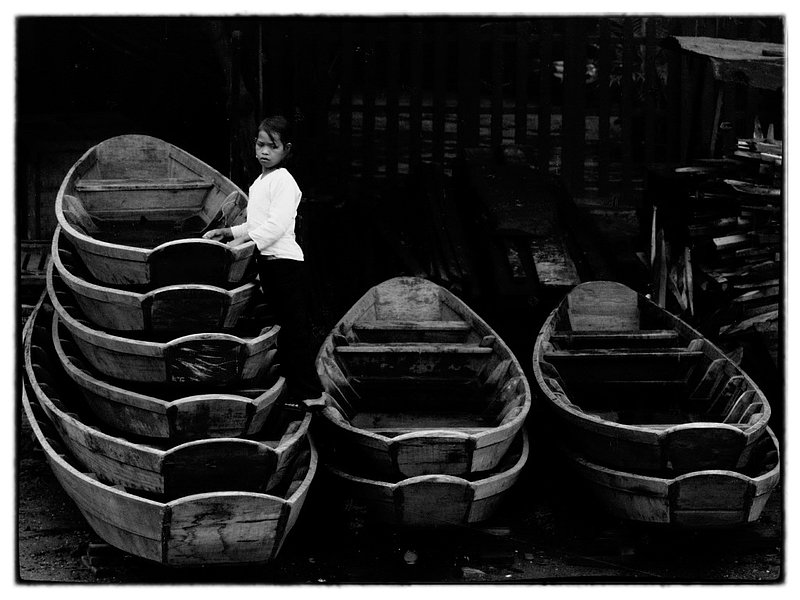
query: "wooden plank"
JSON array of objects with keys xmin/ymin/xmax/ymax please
[
  {"xmin": 490, "ymin": 22, "xmax": 504, "ymax": 150},
  {"xmin": 75, "ymin": 178, "xmax": 212, "ymax": 191},
  {"xmin": 566, "ymin": 280, "xmax": 640, "ymax": 330},
  {"xmin": 432, "ymin": 20, "xmax": 448, "ymax": 167},
  {"xmin": 384, "ymin": 21, "xmax": 401, "ymax": 182},
  {"xmin": 562, "ymin": 18, "xmax": 586, "ymax": 194},
  {"xmin": 514, "ymin": 21, "xmax": 530, "ymax": 145},
  {"xmin": 408, "ymin": 22, "xmax": 424, "ymax": 172},
  {"xmin": 550, "ymin": 329, "xmax": 681, "ymax": 349},
  {"xmin": 597, "ymin": 19, "xmax": 612, "ymax": 195},
  {"xmin": 457, "ymin": 21, "xmax": 481, "ymax": 149},
  {"xmin": 537, "ymin": 19, "xmax": 553, "ymax": 174},
  {"xmin": 620, "ymin": 17, "xmax": 635, "ymax": 204}
]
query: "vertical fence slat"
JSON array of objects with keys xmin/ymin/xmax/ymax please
[
  {"xmin": 620, "ymin": 18, "xmax": 634, "ymax": 205},
  {"xmin": 562, "ymin": 18, "xmax": 586, "ymax": 194},
  {"xmin": 409, "ymin": 22, "xmax": 424, "ymax": 172},
  {"xmin": 338, "ymin": 22, "xmax": 354, "ymax": 185},
  {"xmin": 514, "ymin": 21, "xmax": 530, "ymax": 146},
  {"xmin": 491, "ymin": 22, "xmax": 504, "ymax": 150},
  {"xmin": 385, "ymin": 21, "xmax": 401, "ymax": 181},
  {"xmin": 597, "ymin": 19, "xmax": 612, "ymax": 197},
  {"xmin": 644, "ymin": 18, "xmax": 658, "ymax": 163},
  {"xmin": 537, "ymin": 19, "xmax": 553, "ymax": 173},
  {"xmin": 458, "ymin": 21, "xmax": 481, "ymax": 150},
  {"xmin": 433, "ymin": 20, "xmax": 448, "ymax": 166},
  {"xmin": 362, "ymin": 24, "xmax": 377, "ymax": 179}
]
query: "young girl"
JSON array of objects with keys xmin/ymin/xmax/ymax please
[{"xmin": 204, "ymin": 115, "xmax": 323, "ymax": 403}]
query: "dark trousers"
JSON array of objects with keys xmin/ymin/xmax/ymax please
[{"xmin": 256, "ymin": 256, "xmax": 323, "ymax": 401}]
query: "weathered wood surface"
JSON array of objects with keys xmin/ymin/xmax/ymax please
[
  {"xmin": 48, "ymin": 262, "xmax": 279, "ymax": 385},
  {"xmin": 55, "ymin": 134, "xmax": 257, "ymax": 286},
  {"xmin": 316, "ymin": 276, "xmax": 530, "ymax": 478},
  {"xmin": 25, "ymin": 299, "xmax": 311, "ymax": 498},
  {"xmin": 54, "ymin": 313, "xmax": 282, "ymax": 440},
  {"xmin": 325, "ymin": 429, "xmax": 528, "ymax": 527},
  {"xmin": 563, "ymin": 427, "xmax": 780, "ymax": 527},
  {"xmin": 532, "ymin": 280, "xmax": 772, "ymax": 474},
  {"xmin": 22, "ymin": 343, "xmax": 318, "ymax": 566},
  {"xmin": 52, "ymin": 226, "xmax": 259, "ymax": 333}
]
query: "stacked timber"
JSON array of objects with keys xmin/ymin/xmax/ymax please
[
  {"xmin": 532, "ymin": 281, "xmax": 780, "ymax": 528},
  {"xmin": 20, "ymin": 134, "xmax": 318, "ymax": 566},
  {"xmin": 313, "ymin": 276, "xmax": 530, "ymax": 526},
  {"xmin": 646, "ymin": 159, "xmax": 782, "ymax": 374}
]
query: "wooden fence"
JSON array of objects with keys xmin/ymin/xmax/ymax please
[{"xmin": 231, "ymin": 15, "xmax": 784, "ymax": 206}]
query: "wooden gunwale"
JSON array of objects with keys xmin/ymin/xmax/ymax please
[
  {"xmin": 52, "ymin": 313, "xmax": 284, "ymax": 439},
  {"xmin": 54, "ymin": 134, "xmax": 256, "ymax": 285},
  {"xmin": 324, "ymin": 429, "xmax": 528, "ymax": 526},
  {"xmin": 532, "ymin": 281, "xmax": 772, "ymax": 473},
  {"xmin": 47, "ymin": 261, "xmax": 279, "ymax": 384},
  {"xmin": 52, "ymin": 226, "xmax": 258, "ymax": 332},
  {"xmin": 316, "ymin": 276, "xmax": 531, "ymax": 478},
  {"xmin": 562, "ymin": 427, "xmax": 780, "ymax": 527},
  {"xmin": 22, "ymin": 380, "xmax": 317, "ymax": 565},
  {"xmin": 25, "ymin": 300, "xmax": 310, "ymax": 497}
]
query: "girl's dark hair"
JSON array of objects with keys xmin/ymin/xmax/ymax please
[{"xmin": 258, "ymin": 115, "xmax": 295, "ymax": 146}]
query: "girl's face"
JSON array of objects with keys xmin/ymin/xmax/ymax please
[{"xmin": 255, "ymin": 129, "xmax": 291, "ymax": 173}]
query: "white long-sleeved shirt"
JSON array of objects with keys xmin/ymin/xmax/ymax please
[{"xmin": 229, "ymin": 168, "xmax": 304, "ymax": 261}]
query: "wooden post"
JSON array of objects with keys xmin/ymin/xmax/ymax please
[
  {"xmin": 339, "ymin": 22, "xmax": 354, "ymax": 186},
  {"xmin": 409, "ymin": 22, "xmax": 424, "ymax": 173},
  {"xmin": 562, "ymin": 18, "xmax": 587, "ymax": 195},
  {"xmin": 537, "ymin": 19, "xmax": 553, "ymax": 174},
  {"xmin": 597, "ymin": 19, "xmax": 612, "ymax": 198},
  {"xmin": 457, "ymin": 21, "xmax": 481, "ymax": 150},
  {"xmin": 514, "ymin": 21, "xmax": 530, "ymax": 146},
  {"xmin": 385, "ymin": 21, "xmax": 401, "ymax": 182},
  {"xmin": 433, "ymin": 20, "xmax": 448, "ymax": 166},
  {"xmin": 620, "ymin": 17, "xmax": 634, "ymax": 206},
  {"xmin": 490, "ymin": 22, "xmax": 504, "ymax": 151}
]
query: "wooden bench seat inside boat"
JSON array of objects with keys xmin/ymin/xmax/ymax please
[
  {"xmin": 549, "ymin": 329, "xmax": 682, "ymax": 349},
  {"xmin": 351, "ymin": 320, "xmax": 472, "ymax": 343},
  {"xmin": 335, "ymin": 343, "xmax": 495, "ymax": 378},
  {"xmin": 74, "ymin": 178, "xmax": 215, "ymax": 192}
]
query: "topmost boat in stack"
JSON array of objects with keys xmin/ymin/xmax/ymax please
[
  {"xmin": 532, "ymin": 280, "xmax": 772, "ymax": 474},
  {"xmin": 55, "ymin": 134, "xmax": 256, "ymax": 287}
]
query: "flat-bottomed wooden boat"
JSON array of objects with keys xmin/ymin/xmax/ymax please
[
  {"xmin": 52, "ymin": 225, "xmax": 259, "ymax": 334},
  {"xmin": 315, "ymin": 277, "xmax": 530, "ymax": 478},
  {"xmin": 22, "ymin": 382, "xmax": 317, "ymax": 566},
  {"xmin": 52, "ymin": 312, "xmax": 284, "ymax": 441},
  {"xmin": 562, "ymin": 428, "xmax": 780, "ymax": 528},
  {"xmin": 48, "ymin": 261, "xmax": 279, "ymax": 386},
  {"xmin": 55, "ymin": 134, "xmax": 256, "ymax": 287},
  {"xmin": 25, "ymin": 297, "xmax": 311, "ymax": 498},
  {"xmin": 325, "ymin": 429, "xmax": 528, "ymax": 527},
  {"xmin": 532, "ymin": 280, "xmax": 771, "ymax": 473}
]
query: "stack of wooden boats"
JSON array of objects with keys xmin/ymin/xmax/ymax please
[
  {"xmin": 313, "ymin": 277, "xmax": 531, "ymax": 527},
  {"xmin": 532, "ymin": 280, "xmax": 780, "ymax": 528},
  {"xmin": 21, "ymin": 134, "xmax": 317, "ymax": 566}
]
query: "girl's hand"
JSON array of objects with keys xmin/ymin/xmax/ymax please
[
  {"xmin": 227, "ymin": 236, "xmax": 251, "ymax": 247},
  {"xmin": 202, "ymin": 227, "xmax": 231, "ymax": 241}
]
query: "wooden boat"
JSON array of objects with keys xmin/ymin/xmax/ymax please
[
  {"xmin": 324, "ymin": 429, "xmax": 528, "ymax": 527},
  {"xmin": 562, "ymin": 428, "xmax": 780, "ymax": 528},
  {"xmin": 314, "ymin": 277, "xmax": 530, "ymax": 478},
  {"xmin": 52, "ymin": 225, "xmax": 259, "ymax": 334},
  {"xmin": 52, "ymin": 312, "xmax": 283, "ymax": 441},
  {"xmin": 22, "ymin": 381, "xmax": 317, "ymax": 566},
  {"xmin": 47, "ymin": 260, "xmax": 279, "ymax": 386},
  {"xmin": 532, "ymin": 280, "xmax": 772, "ymax": 474},
  {"xmin": 55, "ymin": 134, "xmax": 256, "ymax": 287},
  {"xmin": 26, "ymin": 298, "xmax": 311, "ymax": 498}
]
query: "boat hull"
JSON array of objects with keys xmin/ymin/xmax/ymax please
[
  {"xmin": 325, "ymin": 429, "xmax": 528, "ymax": 526},
  {"xmin": 52, "ymin": 226, "xmax": 259, "ymax": 334},
  {"xmin": 315, "ymin": 276, "xmax": 531, "ymax": 478},
  {"xmin": 55, "ymin": 134, "xmax": 256, "ymax": 287},
  {"xmin": 562, "ymin": 428, "xmax": 780, "ymax": 528},
  {"xmin": 532, "ymin": 281, "xmax": 771, "ymax": 474},
  {"xmin": 48, "ymin": 261, "xmax": 279, "ymax": 386}
]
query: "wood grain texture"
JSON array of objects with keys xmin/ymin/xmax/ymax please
[
  {"xmin": 48, "ymin": 261, "xmax": 279, "ymax": 385},
  {"xmin": 532, "ymin": 280, "xmax": 772, "ymax": 474},
  {"xmin": 55, "ymin": 134, "xmax": 256, "ymax": 286},
  {"xmin": 316, "ymin": 277, "xmax": 530, "ymax": 478}
]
